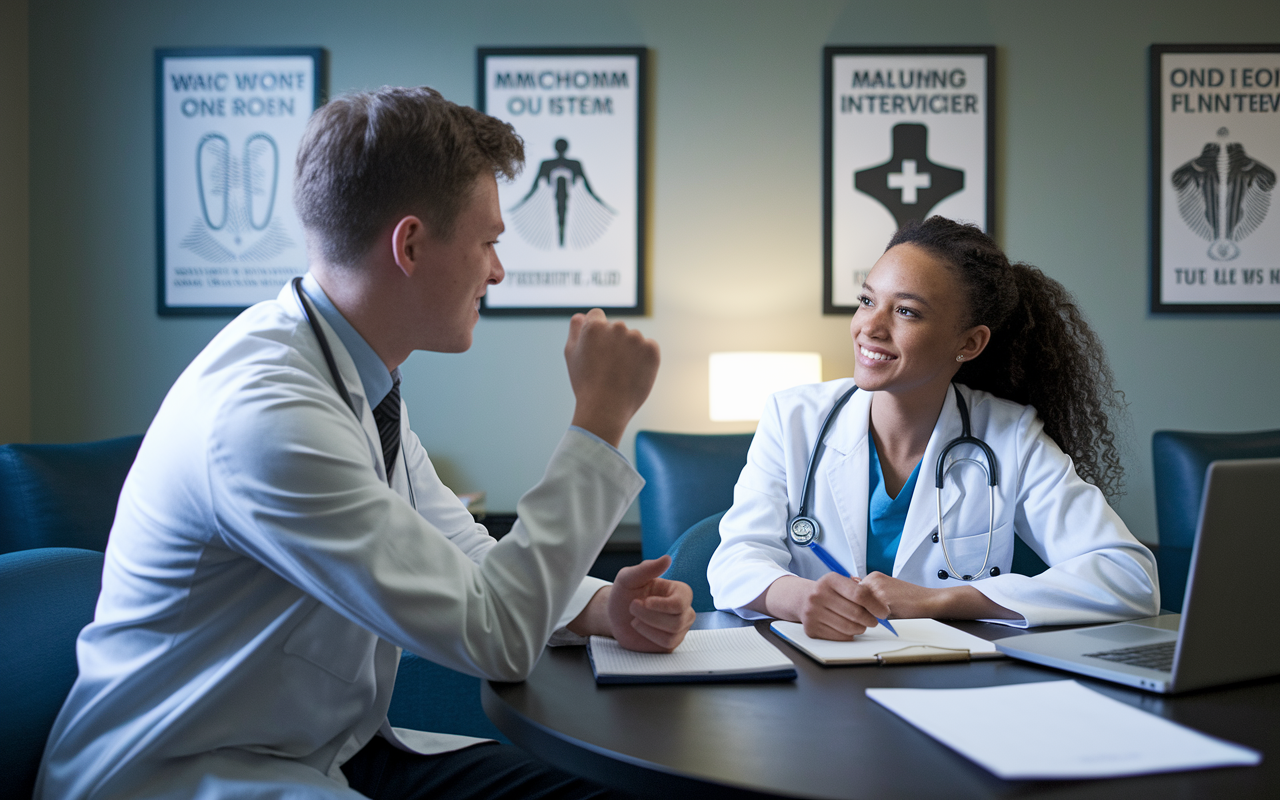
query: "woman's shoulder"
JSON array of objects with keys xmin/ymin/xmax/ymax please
[
  {"xmin": 956, "ymin": 383, "xmax": 1043, "ymax": 437},
  {"xmin": 769, "ymin": 378, "xmax": 860, "ymax": 418}
]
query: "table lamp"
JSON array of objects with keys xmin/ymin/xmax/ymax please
[{"xmin": 708, "ymin": 352, "xmax": 822, "ymax": 422}]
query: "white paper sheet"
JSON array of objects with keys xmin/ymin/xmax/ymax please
[{"xmin": 866, "ymin": 680, "xmax": 1261, "ymax": 779}]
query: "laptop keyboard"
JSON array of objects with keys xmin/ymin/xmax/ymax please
[{"xmin": 1084, "ymin": 641, "xmax": 1176, "ymax": 671}]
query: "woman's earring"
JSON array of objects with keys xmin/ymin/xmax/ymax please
[{"xmin": 956, "ymin": 354, "xmax": 965, "ymax": 362}]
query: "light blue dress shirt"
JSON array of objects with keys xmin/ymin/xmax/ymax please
[{"xmin": 300, "ymin": 273, "xmax": 397, "ymax": 407}]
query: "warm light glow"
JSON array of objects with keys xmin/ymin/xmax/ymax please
[{"xmin": 709, "ymin": 352, "xmax": 823, "ymax": 422}]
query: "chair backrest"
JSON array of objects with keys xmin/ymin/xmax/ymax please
[
  {"xmin": 1152, "ymin": 429, "xmax": 1280, "ymax": 612},
  {"xmin": 634, "ymin": 431, "xmax": 753, "ymax": 560},
  {"xmin": 388, "ymin": 653, "xmax": 510, "ymax": 744},
  {"xmin": 0, "ymin": 548, "xmax": 104, "ymax": 799},
  {"xmin": 0, "ymin": 435, "xmax": 143, "ymax": 555},
  {"xmin": 660, "ymin": 511, "xmax": 724, "ymax": 613}
]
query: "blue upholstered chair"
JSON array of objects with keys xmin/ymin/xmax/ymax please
[
  {"xmin": 1010, "ymin": 535, "xmax": 1049, "ymax": 578},
  {"xmin": 0, "ymin": 435, "xmax": 143, "ymax": 555},
  {"xmin": 634, "ymin": 431, "xmax": 753, "ymax": 560},
  {"xmin": 0, "ymin": 547, "xmax": 104, "ymax": 800},
  {"xmin": 1152, "ymin": 429, "xmax": 1280, "ymax": 612},
  {"xmin": 660, "ymin": 511, "xmax": 724, "ymax": 612},
  {"xmin": 0, "ymin": 435, "xmax": 506, "ymax": 746},
  {"xmin": 387, "ymin": 654, "xmax": 510, "ymax": 743}
]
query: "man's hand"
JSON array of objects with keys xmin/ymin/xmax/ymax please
[
  {"xmin": 566, "ymin": 557, "xmax": 696, "ymax": 652},
  {"xmin": 606, "ymin": 556, "xmax": 696, "ymax": 652},
  {"xmin": 565, "ymin": 308, "xmax": 660, "ymax": 447}
]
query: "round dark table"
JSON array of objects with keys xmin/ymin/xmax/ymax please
[{"xmin": 483, "ymin": 613, "xmax": 1278, "ymax": 799}]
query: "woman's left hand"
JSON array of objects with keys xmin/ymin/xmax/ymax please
[
  {"xmin": 854, "ymin": 572, "xmax": 943, "ymax": 619},
  {"xmin": 856, "ymin": 572, "xmax": 1022, "ymax": 621}
]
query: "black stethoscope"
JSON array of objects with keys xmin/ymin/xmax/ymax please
[
  {"xmin": 292, "ymin": 277, "xmax": 416, "ymax": 506},
  {"xmin": 787, "ymin": 384, "xmax": 1000, "ymax": 582}
]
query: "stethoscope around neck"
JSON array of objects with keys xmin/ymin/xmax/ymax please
[
  {"xmin": 787, "ymin": 384, "xmax": 1000, "ymax": 582},
  {"xmin": 292, "ymin": 277, "xmax": 417, "ymax": 508}
]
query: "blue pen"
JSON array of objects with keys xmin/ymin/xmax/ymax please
[{"xmin": 805, "ymin": 540, "xmax": 899, "ymax": 637}]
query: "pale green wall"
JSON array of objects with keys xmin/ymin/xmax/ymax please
[
  {"xmin": 1, "ymin": 0, "xmax": 30, "ymax": 444},
  {"xmin": 27, "ymin": 0, "xmax": 1280, "ymax": 542}
]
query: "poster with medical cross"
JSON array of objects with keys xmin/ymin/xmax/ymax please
[{"xmin": 824, "ymin": 47, "xmax": 995, "ymax": 314}]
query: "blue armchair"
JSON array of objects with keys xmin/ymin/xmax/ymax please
[
  {"xmin": 634, "ymin": 431, "xmax": 753, "ymax": 560},
  {"xmin": 0, "ymin": 437, "xmax": 506, "ymax": 746},
  {"xmin": 0, "ymin": 547, "xmax": 104, "ymax": 800},
  {"xmin": 660, "ymin": 511, "xmax": 724, "ymax": 612},
  {"xmin": 0, "ymin": 435, "xmax": 143, "ymax": 555},
  {"xmin": 1152, "ymin": 429, "xmax": 1280, "ymax": 612}
]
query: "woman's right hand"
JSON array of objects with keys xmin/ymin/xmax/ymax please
[{"xmin": 751, "ymin": 574, "xmax": 893, "ymax": 640}]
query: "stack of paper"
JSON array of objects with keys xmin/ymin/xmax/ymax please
[
  {"xmin": 588, "ymin": 626, "xmax": 796, "ymax": 684},
  {"xmin": 867, "ymin": 680, "xmax": 1262, "ymax": 779}
]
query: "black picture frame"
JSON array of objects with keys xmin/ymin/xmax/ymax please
[
  {"xmin": 155, "ymin": 46, "xmax": 327, "ymax": 316},
  {"xmin": 477, "ymin": 47, "xmax": 647, "ymax": 316},
  {"xmin": 1149, "ymin": 44, "xmax": 1280, "ymax": 314},
  {"xmin": 823, "ymin": 46, "xmax": 996, "ymax": 315}
]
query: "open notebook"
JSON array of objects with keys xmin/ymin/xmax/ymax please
[
  {"xmin": 588, "ymin": 626, "xmax": 796, "ymax": 684},
  {"xmin": 770, "ymin": 619, "xmax": 1002, "ymax": 665}
]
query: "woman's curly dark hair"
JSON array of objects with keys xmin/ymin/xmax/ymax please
[{"xmin": 886, "ymin": 217, "xmax": 1127, "ymax": 499}]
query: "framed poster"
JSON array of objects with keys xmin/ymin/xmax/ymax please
[
  {"xmin": 478, "ymin": 47, "xmax": 646, "ymax": 315},
  {"xmin": 824, "ymin": 46, "xmax": 995, "ymax": 315},
  {"xmin": 156, "ymin": 47, "xmax": 325, "ymax": 315},
  {"xmin": 1151, "ymin": 44, "xmax": 1280, "ymax": 314}
]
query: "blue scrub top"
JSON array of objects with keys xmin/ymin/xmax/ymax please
[{"xmin": 867, "ymin": 437, "xmax": 921, "ymax": 577}]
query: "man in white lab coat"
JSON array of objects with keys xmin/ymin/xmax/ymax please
[{"xmin": 36, "ymin": 86, "xmax": 689, "ymax": 800}]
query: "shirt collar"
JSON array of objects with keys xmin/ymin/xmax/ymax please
[{"xmin": 300, "ymin": 272, "xmax": 398, "ymax": 407}]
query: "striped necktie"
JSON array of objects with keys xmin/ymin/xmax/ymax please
[{"xmin": 373, "ymin": 377, "xmax": 401, "ymax": 483}]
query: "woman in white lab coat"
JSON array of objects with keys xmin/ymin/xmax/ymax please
[{"xmin": 707, "ymin": 217, "xmax": 1159, "ymax": 637}]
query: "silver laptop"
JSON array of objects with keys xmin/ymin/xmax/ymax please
[{"xmin": 994, "ymin": 458, "xmax": 1280, "ymax": 694}]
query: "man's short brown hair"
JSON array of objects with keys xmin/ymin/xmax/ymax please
[{"xmin": 294, "ymin": 86, "xmax": 524, "ymax": 267}]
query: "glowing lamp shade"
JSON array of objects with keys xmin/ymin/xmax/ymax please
[{"xmin": 709, "ymin": 352, "xmax": 823, "ymax": 422}]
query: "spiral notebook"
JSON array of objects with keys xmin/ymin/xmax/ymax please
[
  {"xmin": 770, "ymin": 619, "xmax": 1002, "ymax": 665},
  {"xmin": 588, "ymin": 626, "xmax": 797, "ymax": 684}
]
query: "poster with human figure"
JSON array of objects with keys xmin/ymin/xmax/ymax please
[
  {"xmin": 156, "ymin": 48, "xmax": 325, "ymax": 314},
  {"xmin": 1151, "ymin": 45, "xmax": 1280, "ymax": 313},
  {"xmin": 824, "ymin": 47, "xmax": 995, "ymax": 315},
  {"xmin": 479, "ymin": 48, "xmax": 646, "ymax": 315}
]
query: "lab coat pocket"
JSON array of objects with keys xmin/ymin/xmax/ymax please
[
  {"xmin": 938, "ymin": 523, "xmax": 1010, "ymax": 578},
  {"xmin": 282, "ymin": 600, "xmax": 372, "ymax": 684}
]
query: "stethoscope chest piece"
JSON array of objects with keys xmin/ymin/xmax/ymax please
[{"xmin": 789, "ymin": 517, "xmax": 818, "ymax": 546}]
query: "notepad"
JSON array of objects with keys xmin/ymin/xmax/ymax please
[
  {"xmin": 588, "ymin": 626, "xmax": 797, "ymax": 684},
  {"xmin": 770, "ymin": 618, "xmax": 1002, "ymax": 665},
  {"xmin": 867, "ymin": 680, "xmax": 1262, "ymax": 779}
]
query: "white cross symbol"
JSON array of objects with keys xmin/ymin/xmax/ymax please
[{"xmin": 887, "ymin": 159, "xmax": 931, "ymax": 204}]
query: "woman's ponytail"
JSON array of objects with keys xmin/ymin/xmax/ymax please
[{"xmin": 887, "ymin": 218, "xmax": 1127, "ymax": 499}]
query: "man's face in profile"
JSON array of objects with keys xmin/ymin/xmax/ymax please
[{"xmin": 412, "ymin": 174, "xmax": 506, "ymax": 353}]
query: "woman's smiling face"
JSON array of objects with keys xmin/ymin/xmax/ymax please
[{"xmin": 849, "ymin": 243, "xmax": 987, "ymax": 398}]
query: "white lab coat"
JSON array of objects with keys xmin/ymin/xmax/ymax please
[
  {"xmin": 36, "ymin": 283, "xmax": 639, "ymax": 800},
  {"xmin": 708, "ymin": 379, "xmax": 1158, "ymax": 627}
]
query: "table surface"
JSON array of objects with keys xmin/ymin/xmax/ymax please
[{"xmin": 483, "ymin": 613, "xmax": 1278, "ymax": 799}]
